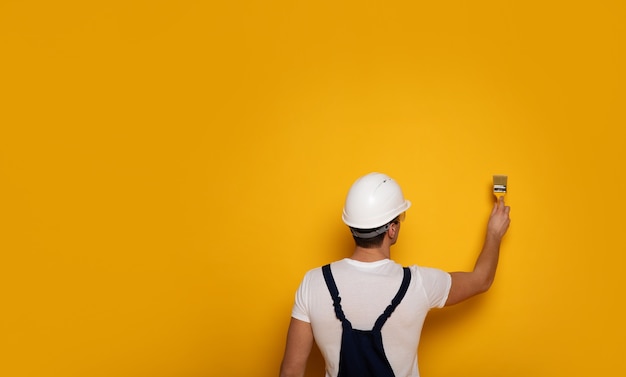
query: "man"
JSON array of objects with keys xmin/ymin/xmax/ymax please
[{"xmin": 279, "ymin": 172, "xmax": 511, "ymax": 377}]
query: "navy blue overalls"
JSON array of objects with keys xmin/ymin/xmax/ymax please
[{"xmin": 322, "ymin": 264, "xmax": 412, "ymax": 377}]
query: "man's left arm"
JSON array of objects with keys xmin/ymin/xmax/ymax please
[{"xmin": 279, "ymin": 317, "xmax": 313, "ymax": 377}]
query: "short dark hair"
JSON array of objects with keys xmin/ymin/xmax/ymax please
[{"xmin": 350, "ymin": 217, "xmax": 399, "ymax": 248}]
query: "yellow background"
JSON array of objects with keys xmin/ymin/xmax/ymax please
[{"xmin": 1, "ymin": 1, "xmax": 625, "ymax": 376}]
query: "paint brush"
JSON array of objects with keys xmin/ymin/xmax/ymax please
[{"xmin": 493, "ymin": 175, "xmax": 508, "ymax": 200}]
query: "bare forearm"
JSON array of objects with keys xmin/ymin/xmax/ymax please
[
  {"xmin": 445, "ymin": 197, "xmax": 510, "ymax": 306},
  {"xmin": 472, "ymin": 196, "xmax": 511, "ymax": 291},
  {"xmin": 472, "ymin": 233, "xmax": 502, "ymax": 292}
]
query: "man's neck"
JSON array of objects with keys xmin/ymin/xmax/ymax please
[{"xmin": 350, "ymin": 246, "xmax": 390, "ymax": 262}]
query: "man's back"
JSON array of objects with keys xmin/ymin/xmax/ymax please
[{"xmin": 291, "ymin": 258, "xmax": 450, "ymax": 377}]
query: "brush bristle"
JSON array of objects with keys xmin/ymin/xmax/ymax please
[
  {"xmin": 493, "ymin": 175, "xmax": 507, "ymax": 185},
  {"xmin": 493, "ymin": 175, "xmax": 507, "ymax": 193}
]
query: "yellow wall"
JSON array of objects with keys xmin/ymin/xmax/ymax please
[{"xmin": 1, "ymin": 1, "xmax": 625, "ymax": 376}]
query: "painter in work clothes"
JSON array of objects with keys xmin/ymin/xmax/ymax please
[{"xmin": 279, "ymin": 172, "xmax": 511, "ymax": 377}]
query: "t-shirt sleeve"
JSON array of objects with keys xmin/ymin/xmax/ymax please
[
  {"xmin": 414, "ymin": 266, "xmax": 452, "ymax": 308},
  {"xmin": 291, "ymin": 271, "xmax": 312, "ymax": 323}
]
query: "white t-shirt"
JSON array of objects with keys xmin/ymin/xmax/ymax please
[{"xmin": 291, "ymin": 258, "xmax": 451, "ymax": 377}]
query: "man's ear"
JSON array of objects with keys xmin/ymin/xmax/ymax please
[{"xmin": 388, "ymin": 223, "xmax": 398, "ymax": 238}]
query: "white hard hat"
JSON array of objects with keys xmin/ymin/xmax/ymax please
[{"xmin": 342, "ymin": 172, "xmax": 411, "ymax": 230}]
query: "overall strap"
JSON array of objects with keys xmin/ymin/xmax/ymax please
[
  {"xmin": 373, "ymin": 267, "xmax": 412, "ymax": 332},
  {"xmin": 322, "ymin": 264, "xmax": 348, "ymax": 323},
  {"xmin": 323, "ymin": 264, "xmax": 411, "ymax": 330}
]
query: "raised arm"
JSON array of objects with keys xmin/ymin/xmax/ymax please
[
  {"xmin": 445, "ymin": 196, "xmax": 511, "ymax": 306},
  {"xmin": 279, "ymin": 317, "xmax": 314, "ymax": 377}
]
